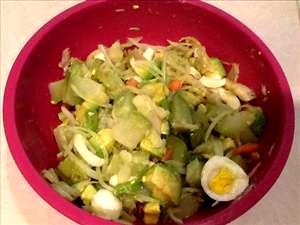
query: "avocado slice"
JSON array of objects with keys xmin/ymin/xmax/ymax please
[
  {"xmin": 89, "ymin": 128, "xmax": 115, "ymax": 157},
  {"xmin": 57, "ymin": 153, "xmax": 89, "ymax": 184},
  {"xmin": 143, "ymin": 164, "xmax": 181, "ymax": 205},
  {"xmin": 75, "ymin": 101, "xmax": 99, "ymax": 132},
  {"xmin": 140, "ymin": 82, "xmax": 169, "ymax": 104},
  {"xmin": 140, "ymin": 129, "xmax": 165, "ymax": 158},
  {"xmin": 244, "ymin": 106, "xmax": 266, "ymax": 136},
  {"xmin": 206, "ymin": 57, "xmax": 226, "ymax": 78}
]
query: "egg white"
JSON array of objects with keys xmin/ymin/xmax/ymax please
[
  {"xmin": 91, "ymin": 189, "xmax": 122, "ymax": 219},
  {"xmin": 201, "ymin": 156, "xmax": 249, "ymax": 201}
]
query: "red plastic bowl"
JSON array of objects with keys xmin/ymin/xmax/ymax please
[{"xmin": 3, "ymin": 1, "xmax": 294, "ymax": 225}]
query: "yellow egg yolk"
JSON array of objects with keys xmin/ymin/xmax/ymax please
[{"xmin": 208, "ymin": 167, "xmax": 234, "ymax": 194}]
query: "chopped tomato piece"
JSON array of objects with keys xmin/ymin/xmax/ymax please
[
  {"xmin": 234, "ymin": 143, "xmax": 259, "ymax": 155},
  {"xmin": 126, "ymin": 78, "xmax": 139, "ymax": 87},
  {"xmin": 162, "ymin": 148, "xmax": 173, "ymax": 161}
]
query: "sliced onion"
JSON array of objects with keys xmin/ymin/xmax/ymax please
[
  {"xmin": 225, "ymin": 79, "xmax": 256, "ymax": 102},
  {"xmin": 218, "ymin": 88, "xmax": 241, "ymax": 110},
  {"xmin": 200, "ymin": 76, "xmax": 226, "ymax": 88},
  {"xmin": 73, "ymin": 134, "xmax": 105, "ymax": 167},
  {"xmin": 143, "ymin": 47, "xmax": 155, "ymax": 61},
  {"xmin": 61, "ymin": 106, "xmax": 77, "ymax": 125}
]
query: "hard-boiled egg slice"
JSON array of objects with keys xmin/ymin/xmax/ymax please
[
  {"xmin": 91, "ymin": 189, "xmax": 122, "ymax": 219},
  {"xmin": 109, "ymin": 175, "xmax": 119, "ymax": 186},
  {"xmin": 143, "ymin": 47, "xmax": 155, "ymax": 61},
  {"xmin": 200, "ymin": 76, "xmax": 226, "ymax": 88},
  {"xmin": 201, "ymin": 156, "xmax": 249, "ymax": 201}
]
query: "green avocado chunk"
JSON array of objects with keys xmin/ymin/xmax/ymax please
[
  {"xmin": 143, "ymin": 164, "xmax": 181, "ymax": 205},
  {"xmin": 57, "ymin": 154, "xmax": 89, "ymax": 184},
  {"xmin": 206, "ymin": 57, "xmax": 226, "ymax": 78}
]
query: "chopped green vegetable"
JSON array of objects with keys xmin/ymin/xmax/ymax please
[
  {"xmin": 164, "ymin": 160, "xmax": 186, "ymax": 175},
  {"xmin": 49, "ymin": 79, "xmax": 66, "ymax": 103},
  {"xmin": 112, "ymin": 91, "xmax": 136, "ymax": 118},
  {"xmin": 75, "ymin": 101, "xmax": 99, "ymax": 131},
  {"xmin": 61, "ymin": 59, "xmax": 96, "ymax": 105},
  {"xmin": 190, "ymin": 106, "xmax": 209, "ymax": 147},
  {"xmin": 168, "ymin": 194, "xmax": 201, "ymax": 221},
  {"xmin": 186, "ymin": 158, "xmax": 204, "ymax": 187},
  {"xmin": 160, "ymin": 98, "xmax": 171, "ymax": 111},
  {"xmin": 133, "ymin": 94, "xmax": 168, "ymax": 133},
  {"xmin": 70, "ymin": 75, "xmax": 109, "ymax": 106},
  {"xmin": 170, "ymin": 92, "xmax": 197, "ymax": 132},
  {"xmin": 215, "ymin": 111, "xmax": 257, "ymax": 143},
  {"xmin": 52, "ymin": 181, "xmax": 80, "ymax": 201},
  {"xmin": 178, "ymin": 90, "xmax": 201, "ymax": 108},
  {"xmin": 244, "ymin": 105, "xmax": 266, "ymax": 136},
  {"xmin": 63, "ymin": 82, "xmax": 82, "ymax": 106},
  {"xmin": 112, "ymin": 112, "xmax": 151, "ymax": 149},
  {"xmin": 95, "ymin": 63, "xmax": 125, "ymax": 98},
  {"xmin": 103, "ymin": 150, "xmax": 150, "ymax": 188},
  {"xmin": 251, "ymin": 113, "xmax": 265, "ymax": 136},
  {"xmin": 130, "ymin": 58, "xmax": 161, "ymax": 80},
  {"xmin": 42, "ymin": 168, "xmax": 59, "ymax": 184},
  {"xmin": 166, "ymin": 136, "xmax": 188, "ymax": 163},
  {"xmin": 114, "ymin": 180, "xmax": 143, "ymax": 196},
  {"xmin": 131, "ymin": 151, "xmax": 151, "ymax": 177},
  {"xmin": 57, "ymin": 153, "xmax": 92, "ymax": 184},
  {"xmin": 108, "ymin": 41, "xmax": 123, "ymax": 63},
  {"xmin": 205, "ymin": 103, "xmax": 231, "ymax": 120},
  {"xmin": 194, "ymin": 137, "xmax": 225, "ymax": 158},
  {"xmin": 67, "ymin": 58, "xmax": 91, "ymax": 77}
]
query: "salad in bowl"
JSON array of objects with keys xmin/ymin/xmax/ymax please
[{"xmin": 43, "ymin": 36, "xmax": 265, "ymax": 225}]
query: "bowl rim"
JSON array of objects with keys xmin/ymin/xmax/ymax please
[{"xmin": 3, "ymin": 1, "xmax": 295, "ymax": 225}]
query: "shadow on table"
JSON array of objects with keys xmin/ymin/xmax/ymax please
[{"xmin": 6, "ymin": 149, "xmax": 75, "ymax": 225}]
